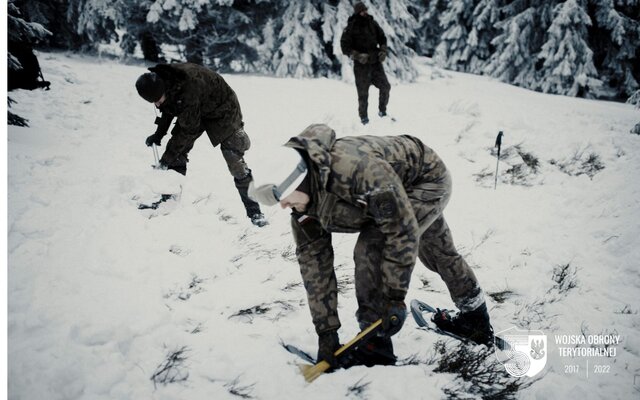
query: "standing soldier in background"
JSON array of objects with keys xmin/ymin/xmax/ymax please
[
  {"xmin": 249, "ymin": 124, "xmax": 493, "ymax": 369},
  {"xmin": 340, "ymin": 2, "xmax": 391, "ymax": 125},
  {"xmin": 135, "ymin": 63, "xmax": 267, "ymax": 227}
]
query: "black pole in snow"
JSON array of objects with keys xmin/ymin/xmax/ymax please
[{"xmin": 494, "ymin": 131, "xmax": 503, "ymax": 190}]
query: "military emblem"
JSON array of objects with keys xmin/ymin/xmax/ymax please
[{"xmin": 495, "ymin": 327, "xmax": 547, "ymax": 377}]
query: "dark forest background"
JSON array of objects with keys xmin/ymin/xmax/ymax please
[{"xmin": 8, "ymin": 0, "xmax": 640, "ymax": 101}]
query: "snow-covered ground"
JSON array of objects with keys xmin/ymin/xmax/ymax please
[{"xmin": 7, "ymin": 52, "xmax": 640, "ymax": 399}]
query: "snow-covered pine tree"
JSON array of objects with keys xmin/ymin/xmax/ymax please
[
  {"xmin": 461, "ymin": 0, "xmax": 500, "ymax": 74},
  {"xmin": 589, "ymin": 0, "xmax": 640, "ymax": 99},
  {"xmin": 253, "ymin": 17, "xmax": 278, "ymax": 74},
  {"xmin": 269, "ymin": 0, "xmax": 418, "ymax": 81},
  {"xmin": 433, "ymin": 0, "xmax": 475, "ymax": 71},
  {"xmin": 68, "ymin": 0, "xmax": 124, "ymax": 48},
  {"xmin": 628, "ymin": 89, "xmax": 640, "ymax": 107},
  {"xmin": 21, "ymin": 0, "xmax": 124, "ymax": 52},
  {"xmin": 119, "ymin": 0, "xmax": 163, "ymax": 62},
  {"xmin": 271, "ymin": 1, "xmax": 328, "ymax": 78},
  {"xmin": 629, "ymin": 89, "xmax": 640, "ymax": 134},
  {"xmin": 15, "ymin": 0, "xmax": 81, "ymax": 50},
  {"xmin": 484, "ymin": 0, "xmax": 560, "ymax": 89},
  {"xmin": 141, "ymin": 0, "xmax": 270, "ymax": 71},
  {"xmin": 8, "ymin": 1, "xmax": 51, "ymax": 55},
  {"xmin": 411, "ymin": 0, "xmax": 447, "ymax": 57},
  {"xmin": 199, "ymin": 4, "xmax": 268, "ymax": 72},
  {"xmin": 537, "ymin": 0, "xmax": 603, "ymax": 97},
  {"xmin": 484, "ymin": 9, "xmax": 535, "ymax": 85},
  {"xmin": 144, "ymin": 0, "xmax": 205, "ymax": 63},
  {"xmin": 366, "ymin": 0, "xmax": 419, "ymax": 81},
  {"xmin": 319, "ymin": 1, "xmax": 353, "ymax": 79},
  {"xmin": 8, "ymin": 0, "xmax": 51, "ymax": 89},
  {"xmin": 8, "ymin": 0, "xmax": 52, "ymax": 125}
]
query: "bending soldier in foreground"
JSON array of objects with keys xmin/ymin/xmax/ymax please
[
  {"xmin": 135, "ymin": 63, "xmax": 267, "ymax": 227},
  {"xmin": 249, "ymin": 124, "xmax": 493, "ymax": 368}
]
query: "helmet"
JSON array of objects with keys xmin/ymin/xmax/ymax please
[
  {"xmin": 248, "ymin": 147, "xmax": 308, "ymax": 206},
  {"xmin": 136, "ymin": 72, "xmax": 165, "ymax": 103}
]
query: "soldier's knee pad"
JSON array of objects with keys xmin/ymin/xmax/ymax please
[{"xmin": 222, "ymin": 128, "xmax": 251, "ymax": 153}]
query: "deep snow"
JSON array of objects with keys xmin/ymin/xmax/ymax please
[{"xmin": 7, "ymin": 52, "xmax": 640, "ymax": 399}]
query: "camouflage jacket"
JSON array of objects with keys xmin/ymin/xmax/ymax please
[
  {"xmin": 149, "ymin": 63, "xmax": 243, "ymax": 165},
  {"xmin": 340, "ymin": 14, "xmax": 387, "ymax": 61},
  {"xmin": 286, "ymin": 124, "xmax": 448, "ymax": 302}
]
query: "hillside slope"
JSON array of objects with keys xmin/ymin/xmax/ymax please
[{"xmin": 7, "ymin": 53, "xmax": 640, "ymax": 399}]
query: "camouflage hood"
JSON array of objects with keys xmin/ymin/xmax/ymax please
[{"xmin": 284, "ymin": 124, "xmax": 337, "ymax": 189}]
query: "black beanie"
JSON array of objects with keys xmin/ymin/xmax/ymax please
[
  {"xmin": 135, "ymin": 72, "xmax": 165, "ymax": 103},
  {"xmin": 354, "ymin": 2, "xmax": 367, "ymax": 14}
]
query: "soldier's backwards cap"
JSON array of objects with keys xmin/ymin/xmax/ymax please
[{"xmin": 135, "ymin": 72, "xmax": 165, "ymax": 103}]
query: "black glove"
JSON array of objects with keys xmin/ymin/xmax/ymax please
[
  {"xmin": 145, "ymin": 133, "xmax": 162, "ymax": 147},
  {"xmin": 317, "ymin": 330, "xmax": 340, "ymax": 370},
  {"xmin": 381, "ymin": 300, "xmax": 406, "ymax": 337},
  {"xmin": 352, "ymin": 51, "xmax": 369, "ymax": 65},
  {"xmin": 378, "ymin": 46, "xmax": 387, "ymax": 63}
]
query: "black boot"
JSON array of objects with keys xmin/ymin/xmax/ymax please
[
  {"xmin": 234, "ymin": 173, "xmax": 268, "ymax": 227},
  {"xmin": 432, "ymin": 302, "xmax": 494, "ymax": 345},
  {"xmin": 249, "ymin": 213, "xmax": 268, "ymax": 227},
  {"xmin": 343, "ymin": 336, "xmax": 397, "ymax": 368}
]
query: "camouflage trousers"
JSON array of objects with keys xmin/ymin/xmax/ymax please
[
  {"xmin": 165, "ymin": 121, "xmax": 250, "ymax": 179},
  {"xmin": 168, "ymin": 126, "xmax": 261, "ymax": 217},
  {"xmin": 354, "ymin": 62, "xmax": 390, "ymax": 119},
  {"xmin": 219, "ymin": 129, "xmax": 261, "ymax": 217},
  {"xmin": 219, "ymin": 127, "xmax": 252, "ymax": 180},
  {"xmin": 355, "ymin": 170, "xmax": 484, "ymax": 328}
]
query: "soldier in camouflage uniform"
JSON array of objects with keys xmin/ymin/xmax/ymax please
[
  {"xmin": 250, "ymin": 124, "xmax": 492, "ymax": 368},
  {"xmin": 135, "ymin": 63, "xmax": 266, "ymax": 227},
  {"xmin": 340, "ymin": 2, "xmax": 391, "ymax": 125}
]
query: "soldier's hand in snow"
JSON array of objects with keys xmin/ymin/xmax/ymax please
[
  {"xmin": 381, "ymin": 299, "xmax": 406, "ymax": 337},
  {"xmin": 145, "ymin": 133, "xmax": 162, "ymax": 147},
  {"xmin": 352, "ymin": 51, "xmax": 369, "ymax": 65}
]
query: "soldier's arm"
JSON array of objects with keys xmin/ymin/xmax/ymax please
[
  {"xmin": 159, "ymin": 104, "xmax": 201, "ymax": 167},
  {"xmin": 159, "ymin": 93, "xmax": 202, "ymax": 165},
  {"xmin": 159, "ymin": 124, "xmax": 190, "ymax": 166},
  {"xmin": 357, "ymin": 158, "xmax": 419, "ymax": 302},
  {"xmin": 374, "ymin": 20, "xmax": 387, "ymax": 47},
  {"xmin": 154, "ymin": 112, "xmax": 173, "ymax": 139},
  {"xmin": 291, "ymin": 214, "xmax": 341, "ymax": 334},
  {"xmin": 340, "ymin": 24, "xmax": 354, "ymax": 56}
]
